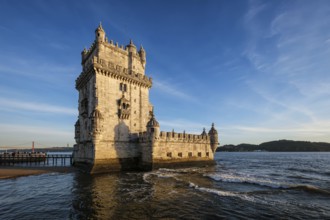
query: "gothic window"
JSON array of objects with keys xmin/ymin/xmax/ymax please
[{"xmin": 188, "ymin": 152, "xmax": 193, "ymax": 157}]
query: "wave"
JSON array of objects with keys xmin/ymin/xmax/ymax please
[
  {"xmin": 188, "ymin": 182, "xmax": 255, "ymax": 202},
  {"xmin": 143, "ymin": 170, "xmax": 179, "ymax": 183},
  {"xmin": 286, "ymin": 185, "xmax": 330, "ymax": 196},
  {"xmin": 287, "ymin": 167, "xmax": 329, "ymax": 177},
  {"xmin": 205, "ymin": 173, "xmax": 330, "ymax": 196},
  {"xmin": 205, "ymin": 173, "xmax": 285, "ymax": 189}
]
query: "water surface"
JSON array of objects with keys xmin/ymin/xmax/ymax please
[{"xmin": 1, "ymin": 152, "xmax": 329, "ymax": 219}]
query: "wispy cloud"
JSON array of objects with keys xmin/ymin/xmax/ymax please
[
  {"xmin": 220, "ymin": 119, "xmax": 330, "ymax": 144},
  {"xmin": 239, "ymin": 1, "xmax": 330, "ymax": 136},
  {"xmin": 0, "ymin": 123, "xmax": 72, "ymax": 136},
  {"xmin": 153, "ymin": 79, "xmax": 196, "ymax": 102},
  {"xmin": 0, "ymin": 98, "xmax": 76, "ymax": 115},
  {"xmin": 158, "ymin": 119, "xmax": 210, "ymax": 134},
  {"xmin": 0, "ymin": 123, "xmax": 73, "ymax": 147},
  {"xmin": 0, "ymin": 55, "xmax": 78, "ymax": 84}
]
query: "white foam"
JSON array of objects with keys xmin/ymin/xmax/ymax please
[
  {"xmin": 142, "ymin": 170, "xmax": 178, "ymax": 183},
  {"xmin": 205, "ymin": 173, "xmax": 287, "ymax": 189},
  {"xmin": 189, "ymin": 182, "xmax": 255, "ymax": 202}
]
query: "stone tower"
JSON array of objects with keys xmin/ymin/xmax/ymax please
[
  {"xmin": 73, "ymin": 24, "xmax": 219, "ymax": 173},
  {"xmin": 73, "ymin": 23, "xmax": 153, "ymax": 172}
]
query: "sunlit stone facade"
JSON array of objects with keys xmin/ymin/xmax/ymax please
[{"xmin": 73, "ymin": 24, "xmax": 219, "ymax": 173}]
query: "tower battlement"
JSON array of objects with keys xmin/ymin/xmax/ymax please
[
  {"xmin": 81, "ymin": 23, "xmax": 146, "ymax": 77},
  {"xmin": 73, "ymin": 24, "xmax": 219, "ymax": 173}
]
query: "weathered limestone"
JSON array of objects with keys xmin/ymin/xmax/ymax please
[{"xmin": 73, "ymin": 23, "xmax": 219, "ymax": 173}]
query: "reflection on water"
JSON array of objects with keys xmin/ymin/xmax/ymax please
[
  {"xmin": 1, "ymin": 152, "xmax": 330, "ymax": 219},
  {"xmin": 69, "ymin": 165, "xmax": 224, "ymax": 219}
]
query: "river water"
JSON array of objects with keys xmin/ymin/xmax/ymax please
[{"xmin": 0, "ymin": 152, "xmax": 329, "ymax": 219}]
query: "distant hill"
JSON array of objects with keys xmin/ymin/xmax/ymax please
[{"xmin": 217, "ymin": 140, "xmax": 330, "ymax": 152}]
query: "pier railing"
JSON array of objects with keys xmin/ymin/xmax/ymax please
[{"xmin": 0, "ymin": 154, "xmax": 73, "ymax": 167}]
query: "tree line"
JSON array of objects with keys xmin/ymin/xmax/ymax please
[{"xmin": 217, "ymin": 140, "xmax": 330, "ymax": 152}]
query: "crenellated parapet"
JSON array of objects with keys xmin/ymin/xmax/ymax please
[
  {"xmin": 81, "ymin": 24, "xmax": 146, "ymax": 73},
  {"xmin": 93, "ymin": 59, "xmax": 152, "ymax": 88},
  {"xmin": 76, "ymin": 58, "xmax": 152, "ymax": 89},
  {"xmin": 81, "ymin": 39, "xmax": 146, "ymax": 66},
  {"xmin": 158, "ymin": 131, "xmax": 210, "ymax": 143},
  {"xmin": 77, "ymin": 24, "xmax": 151, "ymax": 90}
]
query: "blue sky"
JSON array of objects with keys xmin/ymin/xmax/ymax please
[{"xmin": 0, "ymin": 0, "xmax": 329, "ymax": 148}]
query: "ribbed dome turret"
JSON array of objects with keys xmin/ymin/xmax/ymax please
[
  {"xmin": 201, "ymin": 128, "xmax": 207, "ymax": 136},
  {"xmin": 147, "ymin": 111, "xmax": 159, "ymax": 127},
  {"xmin": 208, "ymin": 123, "xmax": 218, "ymax": 135},
  {"xmin": 95, "ymin": 22, "xmax": 104, "ymax": 32}
]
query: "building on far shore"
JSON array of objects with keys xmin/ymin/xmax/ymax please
[{"xmin": 73, "ymin": 24, "xmax": 219, "ymax": 173}]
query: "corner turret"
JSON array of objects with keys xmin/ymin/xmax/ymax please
[
  {"xmin": 208, "ymin": 123, "xmax": 219, "ymax": 153},
  {"xmin": 146, "ymin": 110, "xmax": 160, "ymax": 139},
  {"xmin": 126, "ymin": 39, "xmax": 137, "ymax": 53},
  {"xmin": 95, "ymin": 22, "xmax": 105, "ymax": 42},
  {"xmin": 139, "ymin": 45, "xmax": 146, "ymax": 68}
]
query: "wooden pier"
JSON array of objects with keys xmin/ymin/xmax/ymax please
[{"xmin": 0, "ymin": 154, "xmax": 73, "ymax": 167}]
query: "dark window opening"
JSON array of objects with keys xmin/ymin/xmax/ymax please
[
  {"xmin": 188, "ymin": 152, "xmax": 193, "ymax": 157},
  {"xmin": 178, "ymin": 152, "xmax": 182, "ymax": 157},
  {"xmin": 198, "ymin": 152, "xmax": 202, "ymax": 157},
  {"xmin": 120, "ymin": 83, "xmax": 127, "ymax": 92},
  {"xmin": 167, "ymin": 152, "xmax": 172, "ymax": 158}
]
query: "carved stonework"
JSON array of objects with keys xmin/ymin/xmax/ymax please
[
  {"xmin": 80, "ymin": 98, "xmax": 88, "ymax": 118},
  {"xmin": 117, "ymin": 95, "xmax": 130, "ymax": 119},
  {"xmin": 90, "ymin": 109, "xmax": 104, "ymax": 137},
  {"xmin": 74, "ymin": 119, "xmax": 80, "ymax": 144}
]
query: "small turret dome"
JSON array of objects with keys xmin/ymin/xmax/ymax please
[
  {"xmin": 95, "ymin": 22, "xmax": 104, "ymax": 32},
  {"xmin": 139, "ymin": 45, "xmax": 145, "ymax": 53},
  {"xmin": 126, "ymin": 39, "xmax": 137, "ymax": 53},
  {"xmin": 127, "ymin": 39, "xmax": 136, "ymax": 47},
  {"xmin": 147, "ymin": 111, "xmax": 159, "ymax": 127},
  {"xmin": 201, "ymin": 128, "xmax": 207, "ymax": 136},
  {"xmin": 95, "ymin": 22, "xmax": 105, "ymax": 42},
  {"xmin": 208, "ymin": 123, "xmax": 218, "ymax": 135}
]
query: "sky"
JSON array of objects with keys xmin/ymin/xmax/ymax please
[{"xmin": 0, "ymin": 0, "xmax": 330, "ymax": 148}]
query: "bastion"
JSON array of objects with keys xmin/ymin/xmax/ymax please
[{"xmin": 73, "ymin": 24, "xmax": 219, "ymax": 173}]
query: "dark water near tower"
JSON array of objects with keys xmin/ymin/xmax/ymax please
[{"xmin": 1, "ymin": 152, "xmax": 330, "ymax": 219}]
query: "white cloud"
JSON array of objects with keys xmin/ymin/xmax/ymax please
[
  {"xmin": 0, "ymin": 98, "xmax": 76, "ymax": 115},
  {"xmin": 153, "ymin": 79, "xmax": 196, "ymax": 102},
  {"xmin": 220, "ymin": 120, "xmax": 330, "ymax": 145},
  {"xmin": 0, "ymin": 123, "xmax": 74, "ymax": 148},
  {"xmin": 0, "ymin": 55, "xmax": 78, "ymax": 85},
  {"xmin": 158, "ymin": 119, "xmax": 210, "ymax": 134}
]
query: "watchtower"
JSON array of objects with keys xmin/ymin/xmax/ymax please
[{"xmin": 73, "ymin": 23, "xmax": 153, "ymax": 172}]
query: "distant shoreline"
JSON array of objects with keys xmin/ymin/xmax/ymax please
[{"xmin": 217, "ymin": 140, "xmax": 330, "ymax": 152}]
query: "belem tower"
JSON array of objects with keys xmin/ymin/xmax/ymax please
[{"xmin": 73, "ymin": 24, "xmax": 219, "ymax": 173}]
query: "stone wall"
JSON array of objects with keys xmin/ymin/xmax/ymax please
[{"xmin": 153, "ymin": 131, "xmax": 214, "ymax": 166}]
